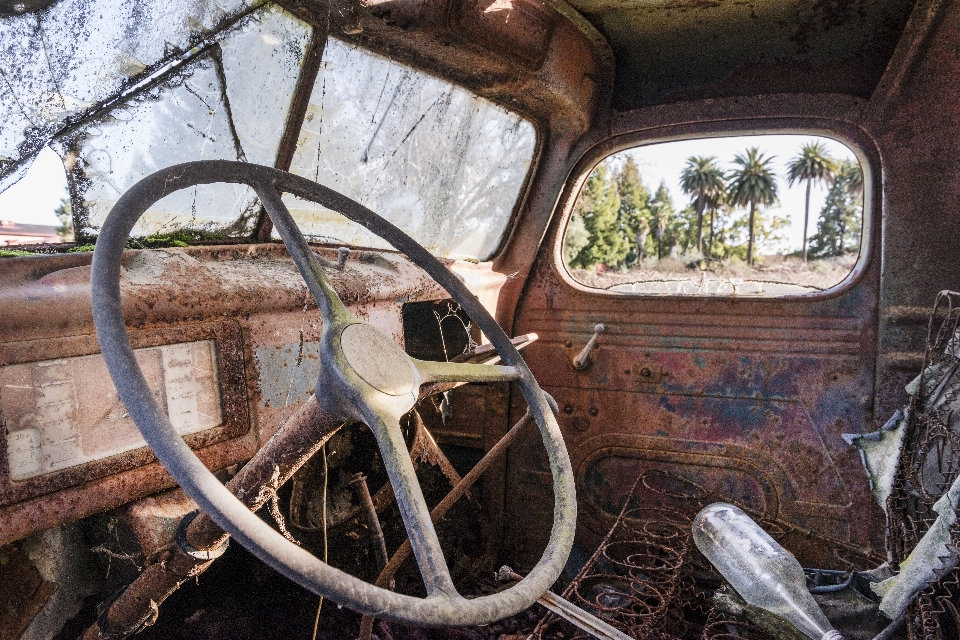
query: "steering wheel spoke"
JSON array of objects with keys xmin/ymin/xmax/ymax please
[
  {"xmin": 414, "ymin": 359, "xmax": 521, "ymax": 385},
  {"xmin": 253, "ymin": 180, "xmax": 354, "ymax": 328},
  {"xmin": 363, "ymin": 409, "xmax": 459, "ymax": 599}
]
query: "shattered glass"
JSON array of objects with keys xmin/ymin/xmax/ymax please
[
  {"xmin": 0, "ymin": 0, "xmax": 263, "ymax": 187},
  {"xmin": 48, "ymin": 5, "xmax": 311, "ymax": 236},
  {"xmin": 283, "ymin": 38, "xmax": 537, "ymax": 260}
]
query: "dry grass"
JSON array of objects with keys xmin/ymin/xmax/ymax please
[{"xmin": 568, "ymin": 254, "xmax": 859, "ymax": 296}]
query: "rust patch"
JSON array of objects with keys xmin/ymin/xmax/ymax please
[{"xmin": 0, "ymin": 542, "xmax": 57, "ymax": 640}]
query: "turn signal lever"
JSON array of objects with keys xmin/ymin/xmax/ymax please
[{"xmin": 572, "ymin": 324, "xmax": 604, "ymax": 370}]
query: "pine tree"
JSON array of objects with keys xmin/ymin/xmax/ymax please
[
  {"xmin": 55, "ymin": 197, "xmax": 74, "ymax": 242},
  {"xmin": 808, "ymin": 160, "xmax": 863, "ymax": 258},
  {"xmin": 649, "ymin": 181, "xmax": 674, "ymax": 260},
  {"xmin": 568, "ymin": 164, "xmax": 628, "ymax": 269},
  {"xmin": 563, "ymin": 213, "xmax": 589, "ymax": 265},
  {"xmin": 615, "ymin": 157, "xmax": 651, "ymax": 264}
]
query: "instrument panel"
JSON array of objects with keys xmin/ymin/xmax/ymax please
[
  {"xmin": 3, "ymin": 341, "xmax": 222, "ymax": 481},
  {"xmin": 0, "ymin": 321, "xmax": 253, "ymax": 544}
]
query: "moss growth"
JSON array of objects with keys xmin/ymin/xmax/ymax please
[
  {"xmin": 127, "ymin": 229, "xmax": 230, "ymax": 249},
  {"xmin": 3, "ymin": 229, "xmax": 239, "ymax": 256}
]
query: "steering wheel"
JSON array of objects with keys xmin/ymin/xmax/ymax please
[{"xmin": 90, "ymin": 160, "xmax": 576, "ymax": 627}]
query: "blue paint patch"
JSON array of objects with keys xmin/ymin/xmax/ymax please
[
  {"xmin": 693, "ymin": 355, "xmax": 707, "ymax": 369},
  {"xmin": 658, "ymin": 396, "xmax": 677, "ymax": 412},
  {"xmin": 255, "ymin": 342, "xmax": 322, "ymax": 409}
]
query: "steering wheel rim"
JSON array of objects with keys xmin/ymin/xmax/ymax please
[{"xmin": 90, "ymin": 160, "xmax": 576, "ymax": 627}]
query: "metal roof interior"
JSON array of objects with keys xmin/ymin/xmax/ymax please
[{"xmin": 565, "ymin": 0, "xmax": 918, "ymax": 110}]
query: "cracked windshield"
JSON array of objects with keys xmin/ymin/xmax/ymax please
[
  {"xmin": 0, "ymin": 6, "xmax": 535, "ymax": 261},
  {"xmin": 563, "ymin": 135, "xmax": 864, "ymax": 296},
  {"xmin": 282, "ymin": 38, "xmax": 536, "ymax": 260}
]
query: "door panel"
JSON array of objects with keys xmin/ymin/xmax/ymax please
[{"xmin": 505, "ymin": 254, "xmax": 884, "ymax": 570}]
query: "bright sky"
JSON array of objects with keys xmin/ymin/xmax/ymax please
[
  {"xmin": 613, "ymin": 134, "xmax": 859, "ymax": 253},
  {"xmin": 0, "ymin": 147, "xmax": 68, "ymax": 226}
]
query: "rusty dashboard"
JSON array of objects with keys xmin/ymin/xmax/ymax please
[{"xmin": 0, "ymin": 242, "xmax": 476, "ymax": 546}]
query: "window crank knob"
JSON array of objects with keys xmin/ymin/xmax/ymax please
[{"xmin": 572, "ymin": 324, "xmax": 605, "ymax": 370}]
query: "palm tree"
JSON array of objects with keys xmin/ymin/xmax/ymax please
[
  {"xmin": 841, "ymin": 160, "xmax": 864, "ymax": 203},
  {"xmin": 728, "ymin": 147, "xmax": 779, "ymax": 266},
  {"xmin": 786, "ymin": 141, "xmax": 839, "ymax": 262},
  {"xmin": 704, "ymin": 188, "xmax": 727, "ymax": 262},
  {"xmin": 679, "ymin": 156, "xmax": 726, "ymax": 254}
]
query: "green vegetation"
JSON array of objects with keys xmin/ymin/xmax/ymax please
[
  {"xmin": 679, "ymin": 156, "xmax": 725, "ymax": 254},
  {"xmin": 786, "ymin": 141, "xmax": 840, "ymax": 262},
  {"xmin": 567, "ymin": 164, "xmax": 630, "ymax": 269},
  {"xmin": 0, "ymin": 228, "xmax": 237, "ymax": 257},
  {"xmin": 55, "ymin": 197, "xmax": 74, "ymax": 242},
  {"xmin": 727, "ymin": 148, "xmax": 779, "ymax": 266},
  {"xmin": 616, "ymin": 157, "xmax": 651, "ymax": 265},
  {"xmin": 808, "ymin": 160, "xmax": 864, "ymax": 258},
  {"xmin": 563, "ymin": 140, "xmax": 863, "ymax": 276}
]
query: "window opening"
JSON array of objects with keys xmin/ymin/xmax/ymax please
[
  {"xmin": 562, "ymin": 135, "xmax": 865, "ymax": 297},
  {"xmin": 0, "ymin": 146, "xmax": 71, "ymax": 250},
  {"xmin": 0, "ymin": 0, "xmax": 264, "ymax": 192},
  {"xmin": 54, "ymin": 6, "xmax": 312, "ymax": 240}
]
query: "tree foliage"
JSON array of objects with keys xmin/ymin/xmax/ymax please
[
  {"xmin": 566, "ymin": 163, "xmax": 630, "ymax": 269},
  {"xmin": 727, "ymin": 147, "xmax": 779, "ymax": 265},
  {"xmin": 785, "ymin": 141, "xmax": 839, "ymax": 261},
  {"xmin": 616, "ymin": 157, "xmax": 652, "ymax": 264},
  {"xmin": 679, "ymin": 156, "xmax": 725, "ymax": 253},
  {"xmin": 808, "ymin": 160, "xmax": 863, "ymax": 258},
  {"xmin": 55, "ymin": 197, "xmax": 74, "ymax": 242},
  {"xmin": 561, "ymin": 144, "xmax": 856, "ymax": 272}
]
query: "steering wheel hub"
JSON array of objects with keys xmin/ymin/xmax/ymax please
[{"xmin": 340, "ymin": 323, "xmax": 417, "ymax": 396}]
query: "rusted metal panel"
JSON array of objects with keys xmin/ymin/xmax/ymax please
[
  {"xmin": 0, "ymin": 542, "xmax": 57, "ymax": 640},
  {"xmin": 0, "ymin": 244, "xmax": 447, "ymax": 344},
  {"xmin": 867, "ymin": 2, "xmax": 960, "ymax": 444},
  {"xmin": 504, "ymin": 97, "xmax": 885, "ymax": 572},
  {"xmin": 0, "ymin": 435, "xmax": 256, "ymax": 548},
  {"xmin": 565, "ymin": 0, "xmax": 916, "ymax": 109},
  {"xmin": 0, "ymin": 243, "xmax": 453, "ymax": 546},
  {"xmin": 452, "ymin": 0, "xmax": 558, "ymax": 70},
  {"xmin": 505, "ymin": 308, "xmax": 884, "ymax": 566}
]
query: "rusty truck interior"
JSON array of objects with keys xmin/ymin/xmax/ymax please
[{"xmin": 2, "ymin": 1, "xmax": 960, "ymax": 639}]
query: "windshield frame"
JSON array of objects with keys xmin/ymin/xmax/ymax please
[{"xmin": 0, "ymin": 4, "xmax": 545, "ymax": 263}]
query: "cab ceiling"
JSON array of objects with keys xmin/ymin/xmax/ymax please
[{"xmin": 566, "ymin": 0, "xmax": 917, "ymax": 110}]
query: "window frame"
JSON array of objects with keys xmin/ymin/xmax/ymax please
[
  {"xmin": 553, "ymin": 116, "xmax": 878, "ymax": 301},
  {"xmin": 2, "ymin": 11, "xmax": 544, "ymax": 263},
  {"xmin": 272, "ymin": 34, "xmax": 544, "ymax": 262}
]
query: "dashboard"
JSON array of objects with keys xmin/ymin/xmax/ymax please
[{"xmin": 0, "ymin": 243, "xmax": 500, "ymax": 546}]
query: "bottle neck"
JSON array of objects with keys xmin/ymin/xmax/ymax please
[{"xmin": 821, "ymin": 631, "xmax": 845, "ymax": 640}]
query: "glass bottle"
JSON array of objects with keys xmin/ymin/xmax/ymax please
[{"xmin": 692, "ymin": 503, "xmax": 844, "ymax": 640}]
